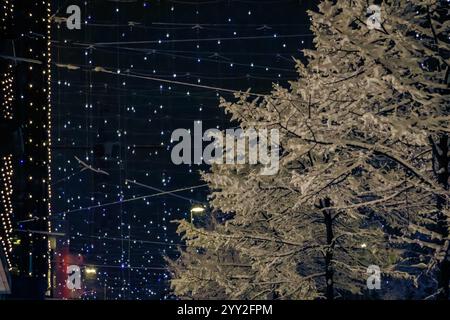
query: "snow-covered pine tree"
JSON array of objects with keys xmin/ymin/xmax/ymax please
[
  {"xmin": 167, "ymin": 241, "xmax": 252, "ymax": 299},
  {"xmin": 167, "ymin": 216, "xmax": 265, "ymax": 299},
  {"xmin": 169, "ymin": 0, "xmax": 449, "ymax": 299},
  {"xmin": 170, "ymin": 149, "xmax": 401, "ymax": 299},
  {"xmin": 303, "ymin": 0, "xmax": 449, "ymax": 298}
]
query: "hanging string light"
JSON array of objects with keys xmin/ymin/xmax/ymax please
[
  {"xmin": 0, "ymin": 155, "xmax": 14, "ymax": 269},
  {"xmin": 45, "ymin": 0, "xmax": 53, "ymax": 291},
  {"xmin": 1, "ymin": 66, "xmax": 14, "ymax": 120},
  {"xmin": 50, "ymin": 0, "xmax": 312, "ymax": 299}
]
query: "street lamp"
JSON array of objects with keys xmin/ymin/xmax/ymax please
[
  {"xmin": 85, "ymin": 267, "xmax": 97, "ymax": 278},
  {"xmin": 190, "ymin": 203, "xmax": 206, "ymax": 224}
]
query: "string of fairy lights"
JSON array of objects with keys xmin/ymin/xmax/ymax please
[
  {"xmin": 0, "ymin": 0, "xmax": 15, "ymax": 272},
  {"xmin": 0, "ymin": 155, "xmax": 14, "ymax": 269},
  {"xmin": 1, "ymin": 1, "xmax": 14, "ymax": 121},
  {"xmin": 0, "ymin": 0, "xmax": 54, "ymax": 293},
  {"xmin": 46, "ymin": 0, "xmax": 54, "ymax": 291},
  {"xmin": 1, "ymin": 0, "xmax": 13, "ymax": 33},
  {"xmin": 1, "ymin": 66, "xmax": 14, "ymax": 120},
  {"xmin": 48, "ymin": 0, "xmax": 314, "ymax": 300}
]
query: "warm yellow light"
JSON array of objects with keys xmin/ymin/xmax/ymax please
[
  {"xmin": 190, "ymin": 204, "xmax": 206, "ymax": 215},
  {"xmin": 85, "ymin": 267, "xmax": 97, "ymax": 275}
]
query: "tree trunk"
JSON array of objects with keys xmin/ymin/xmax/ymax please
[
  {"xmin": 321, "ymin": 198, "xmax": 335, "ymax": 300},
  {"xmin": 430, "ymin": 134, "xmax": 450, "ymax": 299}
]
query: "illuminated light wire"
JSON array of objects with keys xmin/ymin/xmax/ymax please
[
  {"xmin": 55, "ymin": 63, "xmax": 266, "ymax": 96},
  {"xmin": 73, "ymin": 234, "xmax": 187, "ymax": 248},
  {"xmin": 132, "ymin": 50, "xmax": 297, "ymax": 73},
  {"xmin": 57, "ymin": 262, "xmax": 169, "ymax": 271},
  {"xmin": 72, "ymin": 33, "xmax": 313, "ymax": 46},
  {"xmin": 46, "ymin": 0, "xmax": 54, "ymax": 290},
  {"xmin": 91, "ymin": 67, "xmax": 274, "ymax": 97},
  {"xmin": 108, "ymin": 70, "xmax": 263, "ymax": 95},
  {"xmin": 53, "ymin": 184, "xmax": 208, "ymax": 217},
  {"xmin": 53, "ymin": 62, "xmax": 307, "ymax": 104},
  {"xmin": 0, "ymin": 54, "xmax": 43, "ymax": 65},
  {"xmin": 14, "ymin": 229, "xmax": 65, "ymax": 237},
  {"xmin": 53, "ymin": 42, "xmax": 302, "ymax": 56},
  {"xmin": 60, "ymin": 20, "xmax": 311, "ymax": 31},
  {"xmin": 82, "ymin": 264, "xmax": 168, "ymax": 271},
  {"xmin": 94, "ymin": 67, "xmax": 307, "ymax": 104},
  {"xmin": 51, "ymin": 77, "xmax": 296, "ymax": 96},
  {"xmin": 51, "ymin": 43, "xmax": 299, "ymax": 73},
  {"xmin": 125, "ymin": 179, "xmax": 205, "ymax": 204},
  {"xmin": 53, "ymin": 64, "xmax": 295, "ymax": 80}
]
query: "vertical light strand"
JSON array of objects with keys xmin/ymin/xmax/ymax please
[
  {"xmin": 1, "ymin": 66, "xmax": 14, "ymax": 120},
  {"xmin": 1, "ymin": 0, "xmax": 13, "ymax": 33},
  {"xmin": 0, "ymin": 155, "xmax": 14, "ymax": 269},
  {"xmin": 45, "ymin": 0, "xmax": 53, "ymax": 291},
  {"xmin": 1, "ymin": 0, "xmax": 14, "ymax": 120},
  {"xmin": 0, "ymin": 0, "xmax": 14, "ymax": 270}
]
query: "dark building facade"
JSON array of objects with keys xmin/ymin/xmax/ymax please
[{"xmin": 1, "ymin": 0, "xmax": 53, "ymax": 299}]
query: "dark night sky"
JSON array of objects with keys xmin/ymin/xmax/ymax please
[{"xmin": 51, "ymin": 0, "xmax": 313, "ymax": 299}]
